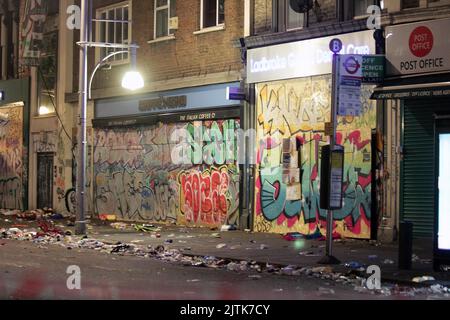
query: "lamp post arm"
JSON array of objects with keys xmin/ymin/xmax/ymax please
[{"xmin": 88, "ymin": 50, "xmax": 129, "ymax": 100}]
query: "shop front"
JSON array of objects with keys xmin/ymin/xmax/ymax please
[
  {"xmin": 371, "ymin": 17, "xmax": 450, "ymax": 267},
  {"xmin": 92, "ymin": 83, "xmax": 241, "ymax": 228},
  {"xmin": 0, "ymin": 78, "xmax": 30, "ymax": 211},
  {"xmin": 247, "ymin": 30, "xmax": 378, "ymax": 239}
]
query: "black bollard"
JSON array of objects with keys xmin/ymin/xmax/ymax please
[{"xmin": 398, "ymin": 221, "xmax": 413, "ymax": 270}]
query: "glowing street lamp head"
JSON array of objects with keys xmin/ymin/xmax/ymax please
[
  {"xmin": 121, "ymin": 46, "xmax": 144, "ymax": 91},
  {"xmin": 121, "ymin": 71, "xmax": 144, "ymax": 91}
]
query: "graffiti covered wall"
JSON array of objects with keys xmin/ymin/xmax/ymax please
[
  {"xmin": 255, "ymin": 76, "xmax": 376, "ymax": 239},
  {"xmin": 0, "ymin": 106, "xmax": 24, "ymax": 210},
  {"xmin": 94, "ymin": 120, "xmax": 240, "ymax": 228}
]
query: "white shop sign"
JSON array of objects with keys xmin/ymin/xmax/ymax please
[
  {"xmin": 386, "ymin": 18, "xmax": 450, "ymax": 76},
  {"xmin": 247, "ymin": 30, "xmax": 375, "ymax": 84}
]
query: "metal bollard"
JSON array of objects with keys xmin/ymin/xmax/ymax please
[{"xmin": 398, "ymin": 221, "xmax": 413, "ymax": 270}]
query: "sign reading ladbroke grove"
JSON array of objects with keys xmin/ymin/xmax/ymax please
[{"xmin": 386, "ymin": 18, "xmax": 450, "ymax": 76}]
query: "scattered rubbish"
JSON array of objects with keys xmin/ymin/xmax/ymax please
[
  {"xmin": 259, "ymin": 244, "xmax": 269, "ymax": 250},
  {"xmin": 244, "ymin": 229, "xmax": 251, "ymax": 232},
  {"xmin": 49, "ymin": 213, "xmax": 64, "ymax": 220},
  {"xmin": 164, "ymin": 239, "xmax": 174, "ymax": 244},
  {"xmin": 2, "ymin": 210, "xmax": 450, "ymax": 299},
  {"xmin": 16, "ymin": 211, "xmax": 38, "ymax": 221},
  {"xmin": 250, "ymin": 240, "xmax": 257, "ymax": 243},
  {"xmin": 216, "ymin": 243, "xmax": 227, "ymax": 249},
  {"xmin": 412, "ymin": 276, "xmax": 435, "ymax": 283},
  {"xmin": 230, "ymin": 245, "xmax": 240, "ymax": 250},
  {"xmin": 311, "ymin": 266, "xmax": 333, "ymax": 274},
  {"xmin": 368, "ymin": 255, "xmax": 378, "ymax": 260},
  {"xmin": 38, "ymin": 221, "xmax": 63, "ymax": 236},
  {"xmin": 99, "ymin": 214, "xmax": 117, "ymax": 221},
  {"xmin": 281, "ymin": 266, "xmax": 296, "ymax": 275},
  {"xmin": 134, "ymin": 224, "xmax": 161, "ymax": 233},
  {"xmin": 0, "ymin": 210, "xmax": 21, "ymax": 217},
  {"xmin": 430, "ymin": 284, "xmax": 449, "ymax": 294},
  {"xmin": 220, "ymin": 225, "xmax": 237, "ymax": 232},
  {"xmin": 226, "ymin": 262, "xmax": 240, "ymax": 271},
  {"xmin": 211, "ymin": 233, "xmax": 221, "ymax": 238},
  {"xmin": 283, "ymin": 232, "xmax": 304, "ymax": 241},
  {"xmin": 344, "ymin": 261, "xmax": 364, "ymax": 270},
  {"xmin": 299, "ymin": 251, "xmax": 320, "ymax": 257},
  {"xmin": 111, "ymin": 222, "xmax": 128, "ymax": 230}
]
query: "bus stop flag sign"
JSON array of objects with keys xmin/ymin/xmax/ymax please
[{"xmin": 337, "ymin": 54, "xmax": 363, "ymax": 116}]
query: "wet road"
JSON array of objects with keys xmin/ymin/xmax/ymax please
[{"xmin": 0, "ymin": 240, "xmax": 445, "ymax": 300}]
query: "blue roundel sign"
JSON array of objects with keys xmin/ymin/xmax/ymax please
[{"xmin": 329, "ymin": 38, "xmax": 343, "ymax": 54}]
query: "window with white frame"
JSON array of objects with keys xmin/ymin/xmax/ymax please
[
  {"xmin": 154, "ymin": 0, "xmax": 177, "ymax": 39},
  {"xmin": 96, "ymin": 1, "xmax": 131, "ymax": 63},
  {"xmin": 200, "ymin": 0, "xmax": 225, "ymax": 29}
]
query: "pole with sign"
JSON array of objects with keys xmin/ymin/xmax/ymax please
[{"xmin": 318, "ymin": 39, "xmax": 345, "ymax": 265}]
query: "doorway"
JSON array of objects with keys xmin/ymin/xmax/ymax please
[
  {"xmin": 437, "ymin": 129, "xmax": 450, "ymax": 251},
  {"xmin": 37, "ymin": 152, "xmax": 54, "ymax": 209}
]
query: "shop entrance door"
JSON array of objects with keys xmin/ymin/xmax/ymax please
[
  {"xmin": 437, "ymin": 131, "xmax": 450, "ymax": 250},
  {"xmin": 434, "ymin": 118, "xmax": 450, "ymax": 270},
  {"xmin": 37, "ymin": 153, "xmax": 53, "ymax": 209}
]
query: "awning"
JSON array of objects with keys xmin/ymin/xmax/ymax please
[{"xmin": 371, "ymin": 81, "xmax": 450, "ymax": 100}]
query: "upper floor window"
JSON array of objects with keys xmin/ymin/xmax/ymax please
[
  {"xmin": 201, "ymin": 0, "xmax": 225, "ymax": 29},
  {"xmin": 353, "ymin": 0, "xmax": 378, "ymax": 17},
  {"xmin": 402, "ymin": 0, "xmax": 420, "ymax": 8},
  {"xmin": 286, "ymin": 1, "xmax": 305, "ymax": 30},
  {"xmin": 339, "ymin": 0, "xmax": 381, "ymax": 20},
  {"xmin": 96, "ymin": 1, "xmax": 131, "ymax": 64},
  {"xmin": 427, "ymin": 0, "xmax": 450, "ymax": 7},
  {"xmin": 154, "ymin": 0, "xmax": 177, "ymax": 39}
]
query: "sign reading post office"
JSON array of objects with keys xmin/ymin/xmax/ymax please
[{"xmin": 386, "ymin": 18, "xmax": 450, "ymax": 76}]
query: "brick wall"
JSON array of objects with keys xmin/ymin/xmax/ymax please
[{"xmin": 71, "ymin": 0, "xmax": 244, "ymax": 94}]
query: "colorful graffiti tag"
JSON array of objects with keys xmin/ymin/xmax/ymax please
[
  {"xmin": 0, "ymin": 106, "xmax": 24, "ymax": 210},
  {"xmin": 179, "ymin": 165, "xmax": 239, "ymax": 226},
  {"xmin": 93, "ymin": 120, "xmax": 240, "ymax": 228},
  {"xmin": 255, "ymin": 76, "xmax": 375, "ymax": 239}
]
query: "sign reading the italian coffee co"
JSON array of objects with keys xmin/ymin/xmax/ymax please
[
  {"xmin": 139, "ymin": 95, "xmax": 187, "ymax": 112},
  {"xmin": 386, "ymin": 18, "xmax": 450, "ymax": 76}
]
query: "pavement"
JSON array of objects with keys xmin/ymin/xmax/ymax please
[
  {"xmin": 0, "ymin": 240, "xmax": 392, "ymax": 300},
  {"xmin": 1, "ymin": 214, "xmax": 449, "ymax": 287}
]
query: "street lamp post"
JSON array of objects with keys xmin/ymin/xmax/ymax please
[
  {"xmin": 75, "ymin": 0, "xmax": 144, "ymax": 235},
  {"xmin": 75, "ymin": 0, "xmax": 89, "ymax": 235}
]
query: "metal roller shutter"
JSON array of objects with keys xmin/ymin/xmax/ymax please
[{"xmin": 402, "ymin": 98, "xmax": 450, "ymax": 238}]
